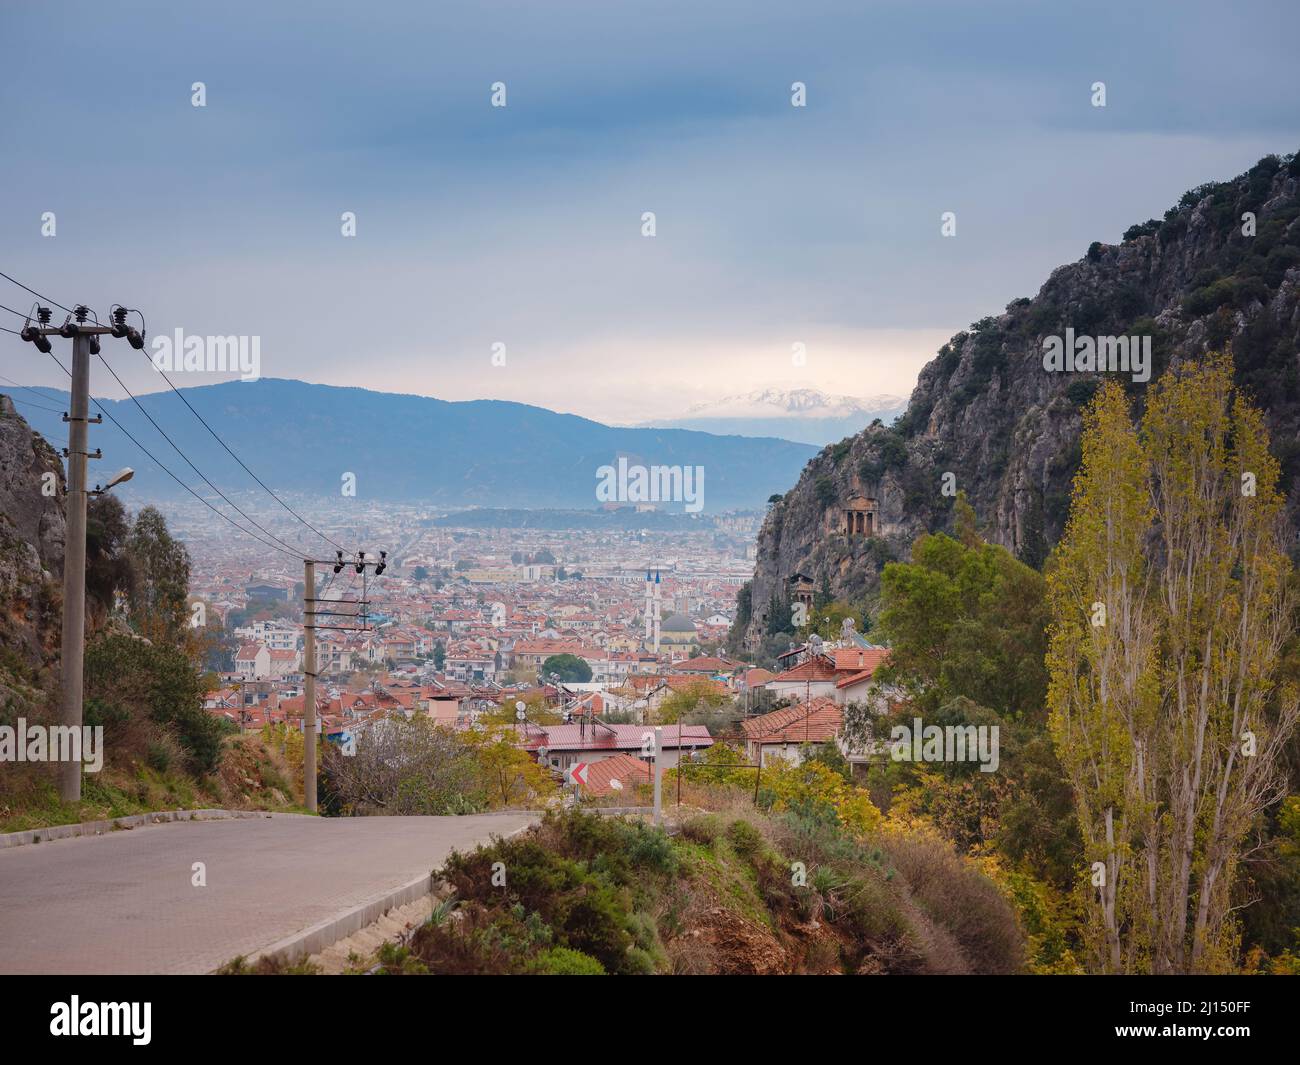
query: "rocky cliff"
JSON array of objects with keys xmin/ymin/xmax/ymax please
[
  {"xmin": 0, "ymin": 395, "xmax": 66, "ymax": 709},
  {"xmin": 739, "ymin": 150, "xmax": 1300, "ymax": 649}
]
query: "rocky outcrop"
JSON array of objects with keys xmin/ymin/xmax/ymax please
[
  {"xmin": 740, "ymin": 151, "xmax": 1300, "ymax": 648},
  {"xmin": 0, "ymin": 394, "xmax": 65, "ymax": 679}
]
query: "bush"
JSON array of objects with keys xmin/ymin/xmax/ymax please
[
  {"xmin": 881, "ymin": 833, "xmax": 1025, "ymax": 974},
  {"xmin": 726, "ymin": 818, "xmax": 764, "ymax": 859},
  {"xmin": 680, "ymin": 813, "xmax": 723, "ymax": 846},
  {"xmin": 1122, "ymin": 219, "xmax": 1161, "ymax": 242},
  {"xmin": 1065, "ymin": 379, "xmax": 1100, "ymax": 408},
  {"xmin": 83, "ymin": 633, "xmax": 223, "ymax": 774},
  {"xmin": 529, "ymin": 946, "xmax": 605, "ymax": 975}
]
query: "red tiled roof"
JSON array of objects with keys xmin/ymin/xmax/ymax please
[
  {"xmin": 832, "ymin": 648, "xmax": 890, "ymax": 675},
  {"xmin": 672, "ymin": 656, "xmax": 737, "ymax": 674},
  {"xmin": 741, "ymin": 697, "xmax": 842, "ymax": 744},
  {"xmin": 581, "ymin": 753, "xmax": 654, "ymax": 796},
  {"xmin": 661, "ymin": 675, "xmax": 727, "ymax": 695},
  {"xmin": 771, "ymin": 655, "xmax": 838, "ymax": 684},
  {"xmin": 523, "ymin": 723, "xmax": 713, "ymax": 754}
]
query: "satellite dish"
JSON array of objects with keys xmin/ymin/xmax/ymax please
[{"xmin": 610, "ymin": 779, "xmax": 623, "ymax": 791}]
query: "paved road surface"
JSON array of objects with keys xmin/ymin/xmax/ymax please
[{"xmin": 0, "ymin": 812, "xmax": 535, "ymax": 974}]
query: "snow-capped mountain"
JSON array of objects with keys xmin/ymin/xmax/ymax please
[
  {"xmin": 685, "ymin": 388, "xmax": 905, "ymax": 420},
  {"xmin": 643, "ymin": 388, "xmax": 907, "ymax": 446}
]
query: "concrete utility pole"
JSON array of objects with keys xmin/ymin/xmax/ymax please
[
  {"xmin": 56, "ymin": 332, "xmax": 91, "ymax": 802},
  {"xmin": 21, "ymin": 305, "xmax": 143, "ymax": 802},
  {"xmin": 303, "ymin": 559, "xmax": 318, "ymax": 813}
]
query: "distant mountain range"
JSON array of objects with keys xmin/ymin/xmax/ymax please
[
  {"xmin": 4, "ymin": 378, "xmax": 818, "ymax": 512},
  {"xmin": 637, "ymin": 388, "xmax": 907, "ymax": 445}
]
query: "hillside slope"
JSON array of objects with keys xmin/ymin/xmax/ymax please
[{"xmin": 739, "ymin": 150, "xmax": 1300, "ymax": 647}]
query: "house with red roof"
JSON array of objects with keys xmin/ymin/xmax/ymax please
[
  {"xmin": 580, "ymin": 752, "xmax": 655, "ymax": 797},
  {"xmin": 766, "ymin": 653, "xmax": 841, "ymax": 702},
  {"xmin": 522, "ymin": 721, "xmax": 713, "ymax": 773},
  {"xmin": 832, "ymin": 647, "xmax": 891, "ymax": 705},
  {"xmin": 741, "ymin": 697, "xmax": 843, "ymax": 767}
]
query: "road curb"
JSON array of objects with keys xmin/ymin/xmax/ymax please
[
  {"xmin": 0, "ymin": 808, "xmax": 278, "ymax": 850},
  {"xmin": 238, "ymin": 818, "xmax": 538, "ymax": 972}
]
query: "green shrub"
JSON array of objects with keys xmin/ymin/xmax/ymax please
[
  {"xmin": 726, "ymin": 818, "xmax": 764, "ymax": 859},
  {"xmin": 680, "ymin": 813, "xmax": 723, "ymax": 846},
  {"xmin": 529, "ymin": 946, "xmax": 605, "ymax": 975}
]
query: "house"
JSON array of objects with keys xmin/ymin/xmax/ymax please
[
  {"xmin": 736, "ymin": 667, "xmax": 775, "ymax": 691},
  {"xmin": 267, "ymin": 647, "xmax": 301, "ymax": 680},
  {"xmin": 766, "ymin": 653, "xmax": 839, "ymax": 702},
  {"xmin": 580, "ymin": 752, "xmax": 655, "ymax": 797},
  {"xmin": 512, "ymin": 638, "xmax": 588, "ymax": 669},
  {"xmin": 671, "ymin": 655, "xmax": 737, "ymax": 677},
  {"xmin": 832, "ymin": 647, "xmax": 891, "ymax": 705},
  {"xmin": 234, "ymin": 643, "xmax": 269, "ymax": 681},
  {"xmin": 522, "ymin": 722, "xmax": 713, "ymax": 773},
  {"xmin": 644, "ymin": 675, "xmax": 729, "ymax": 716},
  {"xmin": 742, "ymin": 697, "xmax": 843, "ymax": 767}
]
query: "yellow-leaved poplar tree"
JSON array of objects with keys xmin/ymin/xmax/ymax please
[{"xmin": 1047, "ymin": 355, "xmax": 1299, "ymax": 973}]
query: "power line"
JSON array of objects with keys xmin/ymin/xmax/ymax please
[
  {"xmin": 5, "ymin": 396, "xmax": 64, "ymax": 415},
  {"xmin": 0, "ymin": 371, "xmax": 65, "ymax": 404},
  {"xmin": 1, "ymin": 266, "xmax": 371, "ymax": 561},
  {"xmin": 93, "ymin": 352, "xmax": 310, "ymax": 557},
  {"xmin": 138, "ymin": 352, "xmax": 347, "ymax": 553},
  {"xmin": 38, "ymin": 347, "xmax": 302, "ymax": 561},
  {"xmin": 0, "ymin": 269, "xmax": 74, "ymax": 316}
]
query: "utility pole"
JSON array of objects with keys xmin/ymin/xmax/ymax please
[
  {"xmin": 56, "ymin": 331, "xmax": 91, "ymax": 802},
  {"xmin": 21, "ymin": 305, "xmax": 144, "ymax": 802},
  {"xmin": 303, "ymin": 558, "xmax": 318, "ymax": 813},
  {"xmin": 301, "ymin": 549, "xmax": 385, "ymax": 813}
]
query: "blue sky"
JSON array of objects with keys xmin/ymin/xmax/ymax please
[{"xmin": 2, "ymin": 0, "xmax": 1297, "ymax": 423}]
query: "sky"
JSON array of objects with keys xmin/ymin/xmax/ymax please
[{"xmin": 1, "ymin": 0, "xmax": 1298, "ymax": 425}]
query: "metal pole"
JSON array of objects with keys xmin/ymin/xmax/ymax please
[
  {"xmin": 57, "ymin": 332, "xmax": 91, "ymax": 802},
  {"xmin": 303, "ymin": 558, "xmax": 318, "ymax": 812},
  {"xmin": 653, "ymin": 725, "xmax": 662, "ymax": 826}
]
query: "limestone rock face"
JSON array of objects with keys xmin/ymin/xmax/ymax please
[
  {"xmin": 740, "ymin": 153, "xmax": 1300, "ymax": 648},
  {"xmin": 0, "ymin": 394, "xmax": 66, "ymax": 671}
]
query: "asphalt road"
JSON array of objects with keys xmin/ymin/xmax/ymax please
[{"xmin": 0, "ymin": 812, "xmax": 535, "ymax": 975}]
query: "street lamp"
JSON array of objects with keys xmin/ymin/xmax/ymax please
[{"xmin": 90, "ymin": 467, "xmax": 134, "ymax": 495}]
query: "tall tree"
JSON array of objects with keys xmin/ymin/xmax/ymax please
[
  {"xmin": 878, "ymin": 530, "xmax": 1050, "ymax": 720},
  {"xmin": 126, "ymin": 505, "xmax": 192, "ymax": 647},
  {"xmin": 1045, "ymin": 379, "xmax": 1157, "ymax": 972},
  {"xmin": 1047, "ymin": 358, "xmax": 1300, "ymax": 973}
]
